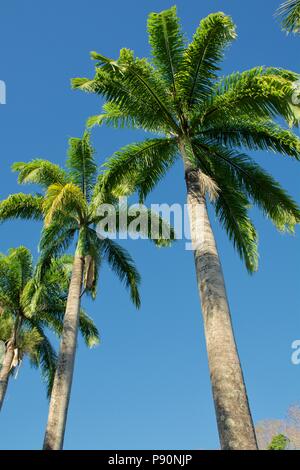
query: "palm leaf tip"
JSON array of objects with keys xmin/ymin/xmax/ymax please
[
  {"xmin": 276, "ymin": 0, "xmax": 300, "ymax": 33},
  {"xmin": 147, "ymin": 5, "xmax": 185, "ymax": 90}
]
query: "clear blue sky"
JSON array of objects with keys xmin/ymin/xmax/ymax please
[{"xmin": 0, "ymin": 0, "xmax": 299, "ymax": 450}]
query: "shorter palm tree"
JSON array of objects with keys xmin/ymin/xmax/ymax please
[
  {"xmin": 0, "ymin": 247, "xmax": 99, "ymax": 412},
  {"xmin": 277, "ymin": 0, "xmax": 300, "ymax": 33},
  {"xmin": 0, "ymin": 131, "xmax": 173, "ymax": 449}
]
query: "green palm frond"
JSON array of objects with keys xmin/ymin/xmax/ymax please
[
  {"xmin": 214, "ymin": 187, "xmax": 258, "ymax": 273},
  {"xmin": 194, "ymin": 141, "xmax": 300, "ymax": 232},
  {"xmin": 148, "ymin": 6, "xmax": 185, "ymax": 94},
  {"xmin": 67, "ymin": 132, "xmax": 97, "ymax": 200},
  {"xmin": 73, "ymin": 50, "xmax": 179, "ymax": 133},
  {"xmin": 12, "ymin": 160, "xmax": 68, "ymax": 188},
  {"xmin": 99, "ymin": 237, "xmax": 141, "ymax": 308},
  {"xmin": 43, "ymin": 182, "xmax": 87, "ymax": 226},
  {"xmin": 86, "ymin": 102, "xmax": 137, "ymax": 129},
  {"xmin": 9, "ymin": 246, "xmax": 33, "ymax": 291},
  {"xmin": 276, "ymin": 0, "xmax": 300, "ymax": 33},
  {"xmin": 100, "ymin": 138, "xmax": 178, "ymax": 202},
  {"xmin": 26, "ymin": 322, "xmax": 57, "ymax": 398},
  {"xmin": 177, "ymin": 12, "xmax": 236, "ymax": 109},
  {"xmin": 191, "ymin": 145, "xmax": 258, "ymax": 272},
  {"xmin": 79, "ymin": 309, "xmax": 100, "ymax": 348},
  {"xmin": 198, "ymin": 68, "xmax": 298, "ymax": 126},
  {"xmin": 37, "ymin": 223, "xmax": 77, "ymax": 280},
  {"xmin": 0, "ymin": 193, "xmax": 43, "ymax": 222},
  {"xmin": 200, "ymin": 118, "xmax": 300, "ymax": 158}
]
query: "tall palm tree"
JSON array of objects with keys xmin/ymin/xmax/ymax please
[
  {"xmin": 0, "ymin": 132, "xmax": 173, "ymax": 449},
  {"xmin": 277, "ymin": 0, "xmax": 300, "ymax": 33},
  {"xmin": 0, "ymin": 247, "xmax": 99, "ymax": 412},
  {"xmin": 72, "ymin": 7, "xmax": 300, "ymax": 449}
]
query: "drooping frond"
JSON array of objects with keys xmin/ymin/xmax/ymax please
[
  {"xmin": 67, "ymin": 132, "xmax": 97, "ymax": 200},
  {"xmin": 193, "ymin": 140, "xmax": 300, "ymax": 233},
  {"xmin": 214, "ymin": 187, "xmax": 258, "ymax": 273},
  {"xmin": 99, "ymin": 237, "xmax": 141, "ymax": 308},
  {"xmin": 192, "ymin": 144, "xmax": 258, "ymax": 271},
  {"xmin": 12, "ymin": 160, "xmax": 67, "ymax": 188},
  {"xmin": 79, "ymin": 309, "xmax": 100, "ymax": 348},
  {"xmin": 276, "ymin": 0, "xmax": 300, "ymax": 33},
  {"xmin": 0, "ymin": 193, "xmax": 43, "ymax": 222},
  {"xmin": 37, "ymin": 221, "xmax": 77, "ymax": 280},
  {"xmin": 177, "ymin": 12, "xmax": 236, "ymax": 109},
  {"xmin": 148, "ymin": 6, "xmax": 185, "ymax": 94},
  {"xmin": 26, "ymin": 321, "xmax": 57, "ymax": 398}
]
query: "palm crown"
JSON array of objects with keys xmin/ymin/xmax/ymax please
[
  {"xmin": 0, "ymin": 247, "xmax": 99, "ymax": 395},
  {"xmin": 73, "ymin": 7, "xmax": 300, "ymax": 273},
  {"xmin": 0, "ymin": 132, "xmax": 173, "ymax": 305}
]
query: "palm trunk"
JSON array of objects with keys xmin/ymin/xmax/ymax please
[
  {"xmin": 0, "ymin": 340, "xmax": 14, "ymax": 412},
  {"xmin": 43, "ymin": 251, "xmax": 85, "ymax": 450},
  {"xmin": 181, "ymin": 141, "xmax": 257, "ymax": 450}
]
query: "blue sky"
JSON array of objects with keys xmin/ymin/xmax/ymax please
[{"xmin": 0, "ymin": 0, "xmax": 299, "ymax": 450}]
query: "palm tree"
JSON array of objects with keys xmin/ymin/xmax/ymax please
[
  {"xmin": 277, "ymin": 0, "xmax": 300, "ymax": 33},
  {"xmin": 72, "ymin": 7, "xmax": 300, "ymax": 449},
  {"xmin": 0, "ymin": 247, "xmax": 99, "ymax": 412},
  {"xmin": 0, "ymin": 131, "xmax": 173, "ymax": 449}
]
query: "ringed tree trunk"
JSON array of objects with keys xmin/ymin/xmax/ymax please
[
  {"xmin": 43, "ymin": 251, "xmax": 85, "ymax": 450},
  {"xmin": 0, "ymin": 339, "xmax": 15, "ymax": 412},
  {"xmin": 180, "ymin": 140, "xmax": 258, "ymax": 450}
]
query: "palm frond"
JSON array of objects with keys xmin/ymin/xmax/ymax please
[
  {"xmin": 86, "ymin": 102, "xmax": 137, "ymax": 129},
  {"xmin": 177, "ymin": 12, "xmax": 236, "ymax": 109},
  {"xmin": 193, "ymin": 140, "xmax": 300, "ymax": 233},
  {"xmin": 12, "ymin": 160, "xmax": 67, "ymax": 188},
  {"xmin": 198, "ymin": 67, "xmax": 298, "ymax": 126},
  {"xmin": 192, "ymin": 145, "xmax": 258, "ymax": 271},
  {"xmin": 276, "ymin": 0, "xmax": 300, "ymax": 33},
  {"xmin": 67, "ymin": 132, "xmax": 97, "ymax": 200},
  {"xmin": 43, "ymin": 183, "xmax": 87, "ymax": 226},
  {"xmin": 200, "ymin": 118, "xmax": 300, "ymax": 159},
  {"xmin": 79, "ymin": 309, "xmax": 100, "ymax": 348},
  {"xmin": 8, "ymin": 246, "xmax": 33, "ymax": 291},
  {"xmin": 0, "ymin": 193, "xmax": 43, "ymax": 222},
  {"xmin": 148, "ymin": 6, "xmax": 184, "ymax": 94},
  {"xmin": 100, "ymin": 237, "xmax": 141, "ymax": 308},
  {"xmin": 99, "ymin": 138, "xmax": 178, "ymax": 202},
  {"xmin": 37, "ymin": 223, "xmax": 77, "ymax": 280},
  {"xmin": 73, "ymin": 49, "xmax": 179, "ymax": 133}
]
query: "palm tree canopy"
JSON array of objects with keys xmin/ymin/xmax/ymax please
[
  {"xmin": 72, "ymin": 6, "xmax": 300, "ymax": 273},
  {"xmin": 0, "ymin": 133, "xmax": 174, "ymax": 306},
  {"xmin": 0, "ymin": 247, "xmax": 99, "ymax": 396},
  {"xmin": 277, "ymin": 0, "xmax": 300, "ymax": 33}
]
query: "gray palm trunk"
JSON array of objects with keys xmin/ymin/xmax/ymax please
[
  {"xmin": 0, "ymin": 340, "xmax": 14, "ymax": 412},
  {"xmin": 181, "ymin": 142, "xmax": 258, "ymax": 450},
  {"xmin": 43, "ymin": 251, "xmax": 85, "ymax": 450}
]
